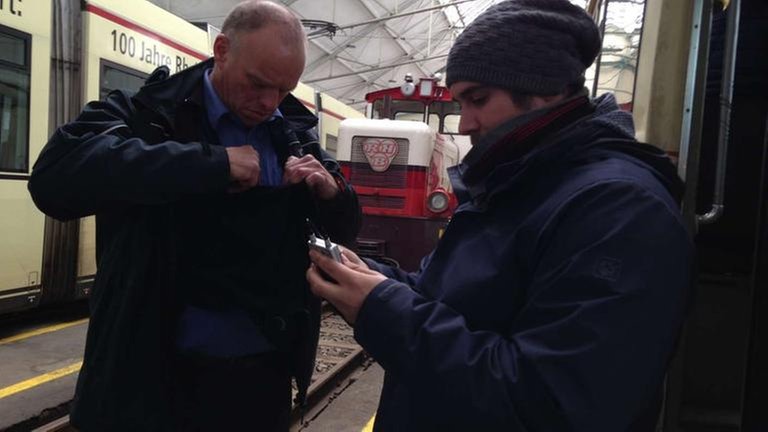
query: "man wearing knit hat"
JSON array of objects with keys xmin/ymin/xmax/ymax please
[{"xmin": 308, "ymin": 0, "xmax": 692, "ymax": 430}]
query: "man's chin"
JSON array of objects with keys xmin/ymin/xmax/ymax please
[{"xmin": 240, "ymin": 113, "xmax": 269, "ymax": 127}]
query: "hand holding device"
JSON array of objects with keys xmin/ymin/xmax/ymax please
[{"xmin": 307, "ymin": 233, "xmax": 343, "ymax": 263}]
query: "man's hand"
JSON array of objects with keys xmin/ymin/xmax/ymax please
[
  {"xmin": 284, "ymin": 155, "xmax": 339, "ymax": 200},
  {"xmin": 339, "ymin": 247, "xmax": 373, "ymax": 272},
  {"xmin": 307, "ymin": 249, "xmax": 387, "ymax": 325},
  {"xmin": 226, "ymin": 146, "xmax": 261, "ymax": 193}
]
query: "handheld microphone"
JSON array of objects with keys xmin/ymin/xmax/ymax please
[{"xmin": 286, "ymin": 130, "xmax": 303, "ymax": 158}]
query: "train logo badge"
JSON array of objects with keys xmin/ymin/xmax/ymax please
[{"xmin": 362, "ymin": 138, "xmax": 399, "ymax": 172}]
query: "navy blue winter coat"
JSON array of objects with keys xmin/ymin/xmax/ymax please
[
  {"xmin": 28, "ymin": 59, "xmax": 360, "ymax": 431},
  {"xmin": 356, "ymin": 94, "xmax": 692, "ymax": 431}
]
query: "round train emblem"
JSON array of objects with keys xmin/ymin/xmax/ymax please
[{"xmin": 362, "ymin": 138, "xmax": 399, "ymax": 172}]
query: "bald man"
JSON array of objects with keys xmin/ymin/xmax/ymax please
[{"xmin": 30, "ymin": 2, "xmax": 360, "ymax": 430}]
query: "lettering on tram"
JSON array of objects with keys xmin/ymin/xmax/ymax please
[
  {"xmin": 110, "ymin": 29, "xmax": 190, "ymax": 72},
  {"xmin": 0, "ymin": 0, "xmax": 22, "ymax": 17}
]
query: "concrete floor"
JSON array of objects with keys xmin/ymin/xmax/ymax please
[
  {"xmin": 298, "ymin": 362, "xmax": 384, "ymax": 432},
  {"xmin": 0, "ymin": 320, "xmax": 87, "ymax": 430},
  {"xmin": 0, "ymin": 314, "xmax": 386, "ymax": 432}
]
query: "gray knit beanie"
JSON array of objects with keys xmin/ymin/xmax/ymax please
[{"xmin": 445, "ymin": 0, "xmax": 602, "ymax": 95}]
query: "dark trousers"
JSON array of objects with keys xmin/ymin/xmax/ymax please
[{"xmin": 174, "ymin": 351, "xmax": 292, "ymax": 432}]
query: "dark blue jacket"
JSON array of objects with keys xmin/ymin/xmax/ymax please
[
  {"xmin": 356, "ymin": 94, "xmax": 692, "ymax": 431},
  {"xmin": 28, "ymin": 59, "xmax": 361, "ymax": 431}
]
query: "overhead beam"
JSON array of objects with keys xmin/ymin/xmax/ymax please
[
  {"xmin": 354, "ymin": 0, "xmax": 434, "ymax": 78},
  {"xmin": 290, "ymin": 5, "xmax": 419, "ymax": 92},
  {"xmin": 336, "ymin": 25, "xmax": 454, "ymax": 101},
  {"xmin": 279, "ymin": 1, "xmax": 428, "ymax": 93},
  {"xmin": 303, "ymin": 54, "xmax": 448, "ymax": 84},
  {"xmin": 303, "ymin": 0, "xmax": 422, "ymax": 75},
  {"xmin": 308, "ymin": 0, "xmax": 473, "ymax": 37}
]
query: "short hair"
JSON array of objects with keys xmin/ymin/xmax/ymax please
[{"xmin": 221, "ymin": 0, "xmax": 304, "ymax": 43}]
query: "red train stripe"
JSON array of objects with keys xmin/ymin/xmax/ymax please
[{"xmin": 299, "ymin": 99, "xmax": 347, "ymax": 121}]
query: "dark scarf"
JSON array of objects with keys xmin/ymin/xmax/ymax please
[{"xmin": 462, "ymin": 93, "xmax": 595, "ymax": 186}]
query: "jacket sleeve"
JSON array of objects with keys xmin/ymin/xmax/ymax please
[
  {"xmin": 363, "ymin": 256, "xmax": 423, "ymax": 287},
  {"xmin": 353, "ymin": 181, "xmax": 692, "ymax": 430},
  {"xmin": 28, "ymin": 90, "xmax": 230, "ymax": 221},
  {"xmin": 312, "ymin": 146, "xmax": 362, "ymax": 247}
]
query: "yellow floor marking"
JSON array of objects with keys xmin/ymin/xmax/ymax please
[
  {"xmin": 362, "ymin": 414, "xmax": 376, "ymax": 432},
  {"xmin": 0, "ymin": 361, "xmax": 83, "ymax": 400},
  {"xmin": 0, "ymin": 318, "xmax": 88, "ymax": 346}
]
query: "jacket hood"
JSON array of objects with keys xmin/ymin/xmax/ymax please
[
  {"xmin": 584, "ymin": 92, "xmax": 636, "ymax": 140},
  {"xmin": 453, "ymin": 92, "xmax": 684, "ymax": 204},
  {"xmin": 562, "ymin": 93, "xmax": 684, "ymax": 202},
  {"xmin": 133, "ymin": 58, "xmax": 318, "ymax": 133}
]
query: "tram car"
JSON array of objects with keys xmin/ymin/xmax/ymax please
[
  {"xmin": 336, "ymin": 75, "xmax": 471, "ymax": 270},
  {"xmin": 0, "ymin": 0, "xmax": 362, "ymax": 315}
]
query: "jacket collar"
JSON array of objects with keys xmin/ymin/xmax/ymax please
[
  {"xmin": 201, "ymin": 67, "xmax": 283, "ymax": 130},
  {"xmin": 451, "ymin": 92, "xmax": 595, "ymax": 204},
  {"xmin": 133, "ymin": 58, "xmax": 317, "ymax": 133}
]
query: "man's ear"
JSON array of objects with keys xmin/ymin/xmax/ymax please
[
  {"xmin": 213, "ymin": 33, "xmax": 231, "ymax": 64},
  {"xmin": 531, "ymin": 93, "xmax": 569, "ymax": 111}
]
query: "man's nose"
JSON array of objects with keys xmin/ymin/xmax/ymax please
[
  {"xmin": 458, "ymin": 114, "xmax": 477, "ymax": 136},
  {"xmin": 258, "ymin": 88, "xmax": 281, "ymax": 109}
]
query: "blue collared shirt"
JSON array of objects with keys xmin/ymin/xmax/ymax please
[
  {"xmin": 203, "ymin": 69, "xmax": 284, "ymax": 185},
  {"xmin": 177, "ymin": 69, "xmax": 283, "ymax": 357}
]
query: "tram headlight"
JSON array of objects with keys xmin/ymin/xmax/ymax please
[
  {"xmin": 400, "ymin": 81, "xmax": 416, "ymax": 97},
  {"xmin": 427, "ymin": 189, "xmax": 450, "ymax": 213},
  {"xmin": 401, "ymin": 73, "xmax": 416, "ymax": 97}
]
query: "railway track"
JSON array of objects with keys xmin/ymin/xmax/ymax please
[
  {"xmin": 20, "ymin": 306, "xmax": 364, "ymax": 432},
  {"xmin": 306, "ymin": 308, "xmax": 365, "ymax": 398}
]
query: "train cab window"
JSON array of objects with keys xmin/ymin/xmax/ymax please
[
  {"xmin": 428, "ymin": 100, "xmax": 461, "ymax": 135},
  {"xmin": 0, "ymin": 27, "xmax": 31, "ymax": 173},
  {"xmin": 426, "ymin": 114, "xmax": 440, "ymax": 133},
  {"xmin": 387, "ymin": 99, "xmax": 424, "ymax": 121},
  {"xmin": 99, "ymin": 60, "xmax": 148, "ymax": 100},
  {"xmin": 325, "ymin": 134, "xmax": 338, "ymax": 158},
  {"xmin": 371, "ymin": 98, "xmax": 390, "ymax": 119},
  {"xmin": 443, "ymin": 114, "xmax": 461, "ymax": 135},
  {"xmin": 394, "ymin": 111, "xmax": 423, "ymax": 123}
]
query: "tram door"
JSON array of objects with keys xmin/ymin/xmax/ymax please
[
  {"xmin": 0, "ymin": 1, "xmax": 51, "ymax": 312},
  {"xmin": 632, "ymin": 0, "xmax": 768, "ymax": 430},
  {"xmin": 587, "ymin": 0, "xmax": 768, "ymax": 429},
  {"xmin": 676, "ymin": 0, "xmax": 768, "ymax": 429}
]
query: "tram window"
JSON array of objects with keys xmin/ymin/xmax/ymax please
[
  {"xmin": 325, "ymin": 134, "xmax": 338, "ymax": 158},
  {"xmin": 443, "ymin": 114, "xmax": 461, "ymax": 135},
  {"xmin": 99, "ymin": 60, "xmax": 148, "ymax": 100},
  {"xmin": 585, "ymin": 0, "xmax": 645, "ymax": 111},
  {"xmin": 427, "ymin": 114, "xmax": 439, "ymax": 133},
  {"xmin": 372, "ymin": 99, "xmax": 388, "ymax": 119},
  {"xmin": 0, "ymin": 27, "xmax": 30, "ymax": 173},
  {"xmin": 394, "ymin": 111, "xmax": 423, "ymax": 123},
  {"xmin": 0, "ymin": 32, "xmax": 26, "ymax": 66},
  {"xmin": 392, "ymin": 100, "xmax": 425, "ymax": 115}
]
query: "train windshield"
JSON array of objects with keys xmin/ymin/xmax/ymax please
[{"xmin": 371, "ymin": 97, "xmax": 461, "ymax": 135}]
